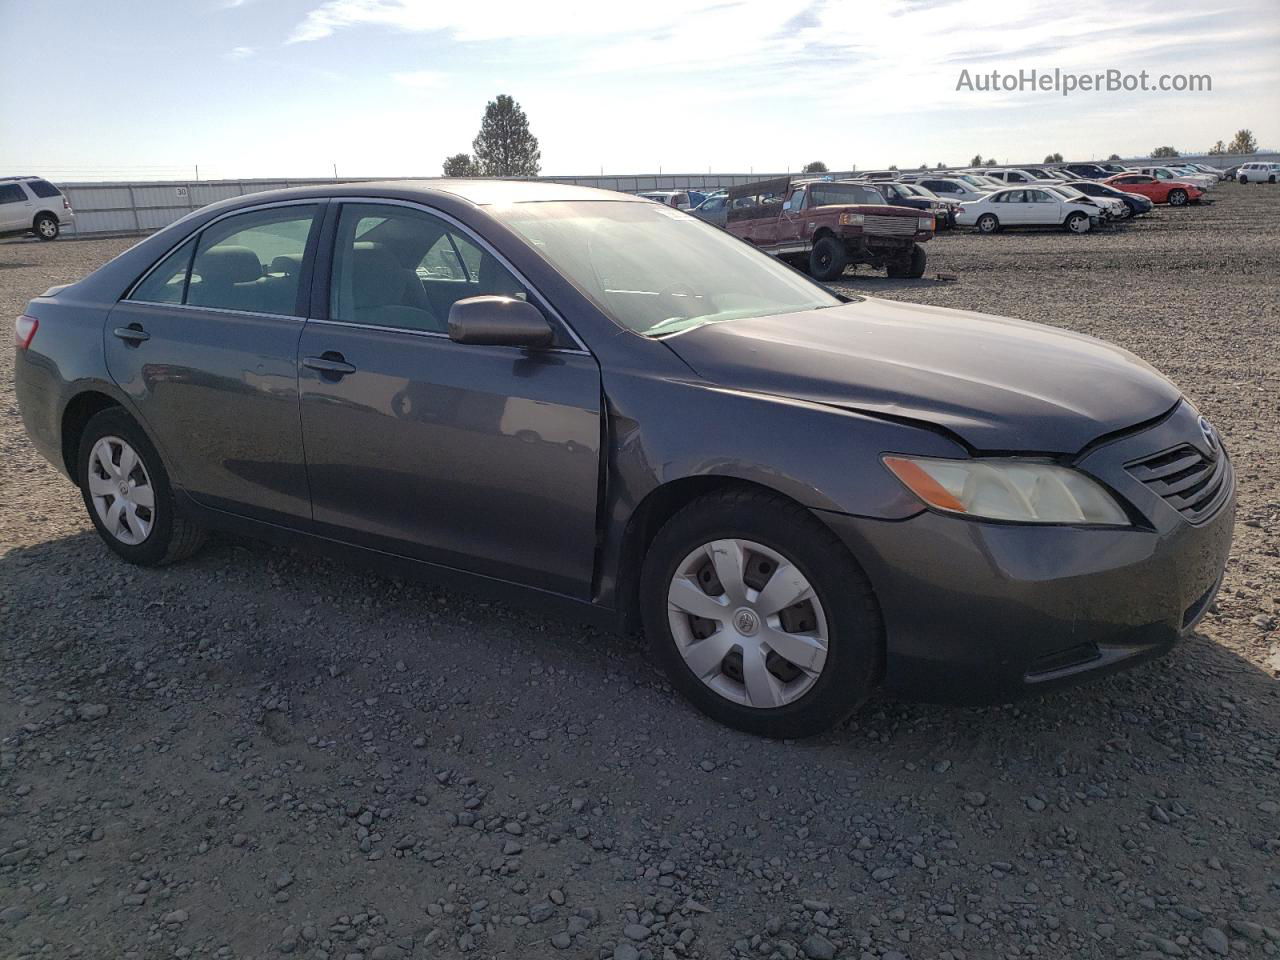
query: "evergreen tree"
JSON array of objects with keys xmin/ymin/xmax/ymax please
[{"xmin": 472, "ymin": 95, "xmax": 541, "ymax": 176}]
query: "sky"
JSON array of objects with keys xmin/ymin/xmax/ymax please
[{"xmin": 1, "ymin": 0, "xmax": 1277, "ymax": 181}]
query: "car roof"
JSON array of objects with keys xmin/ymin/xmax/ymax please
[{"xmin": 211, "ymin": 178, "xmax": 651, "ymax": 209}]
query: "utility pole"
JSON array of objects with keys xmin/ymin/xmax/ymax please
[
  {"xmin": 332, "ymin": 162, "xmax": 338, "ymax": 179},
  {"xmin": 194, "ymin": 164, "xmax": 199, "ymax": 181}
]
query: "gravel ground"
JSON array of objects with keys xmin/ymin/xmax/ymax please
[{"xmin": 1, "ymin": 182, "xmax": 1277, "ymax": 960}]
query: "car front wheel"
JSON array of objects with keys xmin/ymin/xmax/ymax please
[
  {"xmin": 640, "ymin": 489, "xmax": 882, "ymax": 738},
  {"xmin": 976, "ymin": 213, "xmax": 999, "ymax": 233},
  {"xmin": 1065, "ymin": 212, "xmax": 1091, "ymax": 233},
  {"xmin": 1168, "ymin": 189, "xmax": 1188, "ymax": 206},
  {"xmin": 34, "ymin": 214, "xmax": 59, "ymax": 241},
  {"xmin": 77, "ymin": 407, "xmax": 206, "ymax": 566}
]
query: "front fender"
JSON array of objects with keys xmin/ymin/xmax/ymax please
[{"xmin": 595, "ymin": 370, "xmax": 965, "ymax": 608}]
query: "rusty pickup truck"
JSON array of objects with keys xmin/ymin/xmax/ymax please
[{"xmin": 725, "ymin": 177, "xmax": 933, "ymax": 280}]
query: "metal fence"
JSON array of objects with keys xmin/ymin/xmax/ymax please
[
  {"xmin": 49, "ymin": 154, "xmax": 1279, "ymax": 238},
  {"xmin": 52, "ymin": 170, "xmax": 846, "ymax": 238}
]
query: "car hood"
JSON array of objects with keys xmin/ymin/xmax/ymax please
[{"xmin": 664, "ymin": 297, "xmax": 1181, "ymax": 453}]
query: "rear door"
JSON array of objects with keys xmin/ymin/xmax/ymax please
[
  {"xmin": 296, "ymin": 200, "xmax": 603, "ymax": 598},
  {"xmin": 106, "ymin": 201, "xmax": 320, "ymax": 523}
]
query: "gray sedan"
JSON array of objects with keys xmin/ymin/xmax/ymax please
[{"xmin": 14, "ymin": 180, "xmax": 1234, "ymax": 737}]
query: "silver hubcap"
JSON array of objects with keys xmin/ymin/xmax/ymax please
[
  {"xmin": 88, "ymin": 436, "xmax": 155, "ymax": 545},
  {"xmin": 38, "ymin": 220, "xmax": 55, "ymax": 237},
  {"xmin": 1070, "ymin": 216, "xmax": 1088, "ymax": 232},
  {"xmin": 667, "ymin": 539, "xmax": 829, "ymax": 709}
]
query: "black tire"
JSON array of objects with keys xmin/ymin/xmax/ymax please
[
  {"xmin": 77, "ymin": 407, "xmax": 206, "ymax": 566},
  {"xmin": 976, "ymin": 213, "xmax": 999, "ymax": 234},
  {"xmin": 639, "ymin": 488, "xmax": 883, "ymax": 738},
  {"xmin": 33, "ymin": 214, "xmax": 59, "ymax": 241},
  {"xmin": 808, "ymin": 235, "xmax": 849, "ymax": 281},
  {"xmin": 1168, "ymin": 189, "xmax": 1188, "ymax": 206},
  {"xmin": 885, "ymin": 244, "xmax": 926, "ymax": 279}
]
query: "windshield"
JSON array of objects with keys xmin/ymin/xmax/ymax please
[
  {"xmin": 808, "ymin": 182, "xmax": 885, "ymax": 205},
  {"xmin": 499, "ymin": 201, "xmax": 840, "ymax": 337}
]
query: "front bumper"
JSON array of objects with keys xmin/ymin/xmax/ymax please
[{"xmin": 820, "ymin": 401, "xmax": 1235, "ymax": 704}]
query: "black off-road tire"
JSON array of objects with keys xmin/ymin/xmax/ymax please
[
  {"xmin": 886, "ymin": 243, "xmax": 927, "ymax": 279},
  {"xmin": 808, "ymin": 235, "xmax": 849, "ymax": 281},
  {"xmin": 639, "ymin": 488, "xmax": 883, "ymax": 739},
  {"xmin": 77, "ymin": 407, "xmax": 206, "ymax": 566}
]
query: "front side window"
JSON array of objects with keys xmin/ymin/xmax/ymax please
[
  {"xmin": 500, "ymin": 200, "xmax": 839, "ymax": 337},
  {"xmin": 809, "ymin": 183, "xmax": 884, "ymax": 206},
  {"xmin": 186, "ymin": 206, "xmax": 318, "ymax": 316},
  {"xmin": 0, "ymin": 184, "xmax": 25, "ymax": 204},
  {"xmin": 330, "ymin": 203, "xmax": 539, "ymax": 336}
]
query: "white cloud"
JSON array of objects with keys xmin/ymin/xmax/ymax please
[{"xmin": 228, "ymin": 46, "xmax": 256, "ymax": 59}]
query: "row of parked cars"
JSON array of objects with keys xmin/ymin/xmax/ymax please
[{"xmin": 657, "ymin": 158, "xmax": 1260, "ymax": 278}]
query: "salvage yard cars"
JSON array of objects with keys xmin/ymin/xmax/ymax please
[{"xmin": 14, "ymin": 179, "xmax": 1234, "ymax": 738}]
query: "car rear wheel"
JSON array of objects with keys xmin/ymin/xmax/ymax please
[
  {"xmin": 77, "ymin": 408, "xmax": 206, "ymax": 566},
  {"xmin": 1065, "ymin": 212, "xmax": 1091, "ymax": 233},
  {"xmin": 808, "ymin": 235, "xmax": 849, "ymax": 281},
  {"xmin": 34, "ymin": 214, "xmax": 59, "ymax": 241},
  {"xmin": 976, "ymin": 213, "xmax": 999, "ymax": 234},
  {"xmin": 640, "ymin": 488, "xmax": 883, "ymax": 738},
  {"xmin": 1168, "ymin": 189, "xmax": 1188, "ymax": 206}
]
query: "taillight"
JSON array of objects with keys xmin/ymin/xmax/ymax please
[
  {"xmin": 15, "ymin": 315, "xmax": 38, "ymax": 350},
  {"xmin": 63, "ymin": 197, "xmax": 72, "ymax": 210}
]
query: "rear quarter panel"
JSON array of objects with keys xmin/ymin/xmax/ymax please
[{"xmin": 15, "ymin": 294, "xmax": 122, "ymax": 478}]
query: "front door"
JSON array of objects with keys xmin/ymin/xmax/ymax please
[
  {"xmin": 1022, "ymin": 189, "xmax": 1061, "ymax": 225},
  {"xmin": 297, "ymin": 201, "xmax": 603, "ymax": 598},
  {"xmin": 0, "ymin": 182, "xmax": 33, "ymax": 233},
  {"xmin": 105, "ymin": 202, "xmax": 321, "ymax": 522}
]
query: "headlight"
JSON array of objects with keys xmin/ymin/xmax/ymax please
[
  {"xmin": 839, "ymin": 213, "xmax": 864, "ymax": 226},
  {"xmin": 882, "ymin": 456, "xmax": 1129, "ymax": 525},
  {"xmin": 918, "ymin": 216, "xmax": 935, "ymax": 231}
]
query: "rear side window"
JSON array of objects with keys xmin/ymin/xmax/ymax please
[
  {"xmin": 0, "ymin": 184, "xmax": 25, "ymax": 204},
  {"xmin": 27, "ymin": 179, "xmax": 61, "ymax": 198},
  {"xmin": 187, "ymin": 206, "xmax": 317, "ymax": 316},
  {"xmin": 127, "ymin": 206, "xmax": 317, "ymax": 315}
]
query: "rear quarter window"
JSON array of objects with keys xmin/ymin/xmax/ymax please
[{"xmin": 27, "ymin": 179, "xmax": 62, "ymax": 199}]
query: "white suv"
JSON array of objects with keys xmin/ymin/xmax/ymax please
[
  {"xmin": 0, "ymin": 177, "xmax": 74, "ymax": 241},
  {"xmin": 1237, "ymin": 162, "xmax": 1279, "ymax": 184}
]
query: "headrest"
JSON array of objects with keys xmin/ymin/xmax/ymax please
[
  {"xmin": 270, "ymin": 254, "xmax": 302, "ymax": 276},
  {"xmin": 196, "ymin": 245, "xmax": 262, "ymax": 285}
]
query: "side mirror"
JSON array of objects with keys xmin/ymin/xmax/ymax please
[{"xmin": 448, "ymin": 296, "xmax": 554, "ymax": 349}]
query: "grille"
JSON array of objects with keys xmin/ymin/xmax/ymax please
[
  {"xmin": 1126, "ymin": 443, "xmax": 1230, "ymax": 524},
  {"xmin": 862, "ymin": 215, "xmax": 919, "ymax": 237}
]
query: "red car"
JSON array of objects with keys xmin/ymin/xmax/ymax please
[{"xmin": 1102, "ymin": 174, "xmax": 1203, "ymax": 207}]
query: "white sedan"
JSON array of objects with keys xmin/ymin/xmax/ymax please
[{"xmin": 956, "ymin": 186, "xmax": 1101, "ymax": 234}]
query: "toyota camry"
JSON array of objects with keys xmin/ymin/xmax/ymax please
[{"xmin": 14, "ymin": 180, "xmax": 1234, "ymax": 737}]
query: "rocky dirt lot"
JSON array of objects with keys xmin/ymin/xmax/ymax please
[{"xmin": 1, "ymin": 182, "xmax": 1277, "ymax": 960}]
